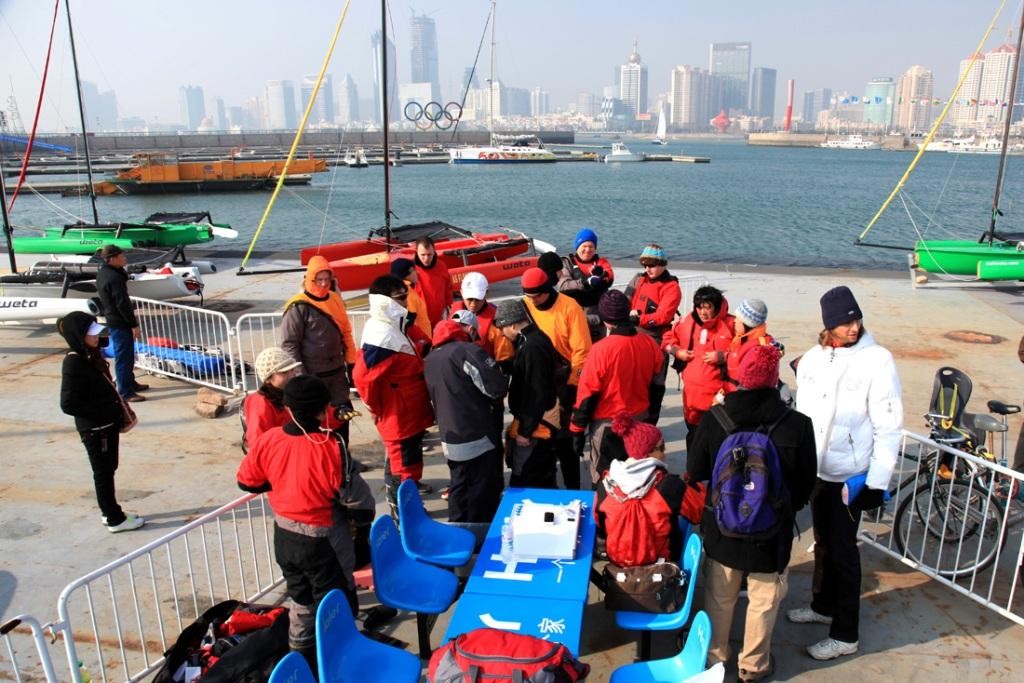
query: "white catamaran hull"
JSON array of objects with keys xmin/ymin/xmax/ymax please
[{"xmin": 0, "ymin": 296, "xmax": 99, "ymax": 322}]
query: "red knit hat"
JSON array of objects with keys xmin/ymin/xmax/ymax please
[
  {"xmin": 521, "ymin": 267, "xmax": 550, "ymax": 294},
  {"xmin": 737, "ymin": 344, "xmax": 781, "ymax": 390},
  {"xmin": 610, "ymin": 412, "xmax": 664, "ymax": 459}
]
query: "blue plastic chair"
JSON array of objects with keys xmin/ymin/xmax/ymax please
[
  {"xmin": 616, "ymin": 532, "xmax": 704, "ymax": 661},
  {"xmin": 315, "ymin": 588, "xmax": 422, "ymax": 682},
  {"xmin": 269, "ymin": 651, "xmax": 315, "ymax": 683},
  {"xmin": 371, "ymin": 514, "xmax": 460, "ymax": 659},
  {"xmin": 609, "ymin": 610, "xmax": 712, "ymax": 683},
  {"xmin": 396, "ymin": 478, "xmax": 475, "ymax": 567}
]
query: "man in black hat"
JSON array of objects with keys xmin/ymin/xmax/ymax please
[
  {"xmin": 236, "ymin": 375, "xmax": 362, "ymax": 656},
  {"xmin": 494, "ymin": 298, "xmax": 560, "ymax": 488},
  {"xmin": 96, "ymin": 245, "xmax": 147, "ymax": 402}
]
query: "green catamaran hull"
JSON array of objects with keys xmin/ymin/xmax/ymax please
[
  {"xmin": 914, "ymin": 240, "xmax": 1024, "ymax": 279},
  {"xmin": 11, "ymin": 217, "xmax": 225, "ymax": 255}
]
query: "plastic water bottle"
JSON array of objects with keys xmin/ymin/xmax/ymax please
[
  {"xmin": 77, "ymin": 661, "xmax": 91, "ymax": 683},
  {"xmin": 500, "ymin": 517, "xmax": 514, "ymax": 563}
]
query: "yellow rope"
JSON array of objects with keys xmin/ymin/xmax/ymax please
[
  {"xmin": 238, "ymin": 0, "xmax": 353, "ymax": 272},
  {"xmin": 857, "ymin": 0, "xmax": 1008, "ymax": 243}
]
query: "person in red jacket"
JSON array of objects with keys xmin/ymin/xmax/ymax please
[
  {"xmin": 725, "ymin": 298, "xmax": 780, "ymax": 390},
  {"xmin": 353, "ymin": 275, "xmax": 435, "ymax": 518},
  {"xmin": 242, "ymin": 346, "xmax": 302, "ymax": 453},
  {"xmin": 663, "ymin": 285, "xmax": 735, "ymax": 450},
  {"xmin": 553, "ymin": 228, "xmax": 615, "ymax": 342},
  {"xmin": 624, "ymin": 244, "xmax": 682, "ymax": 425},
  {"xmin": 236, "ymin": 376, "xmax": 360, "ymax": 654},
  {"xmin": 571, "ymin": 290, "xmax": 664, "ymax": 484},
  {"xmin": 594, "ymin": 413, "xmax": 688, "ymax": 567},
  {"xmin": 413, "ymin": 236, "xmax": 454, "ymax": 327}
]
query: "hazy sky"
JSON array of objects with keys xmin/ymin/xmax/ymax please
[{"xmin": 0, "ymin": 0, "xmax": 1015, "ymax": 130}]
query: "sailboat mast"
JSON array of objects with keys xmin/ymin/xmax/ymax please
[
  {"xmin": 489, "ymin": 0, "xmax": 496, "ymax": 135},
  {"xmin": 989, "ymin": 6, "xmax": 1024, "ymax": 245},
  {"xmin": 1, "ymin": 164, "xmax": 16, "ymax": 273},
  {"xmin": 380, "ymin": 0, "xmax": 392, "ymax": 235},
  {"xmin": 64, "ymin": 0, "xmax": 98, "ymax": 225}
]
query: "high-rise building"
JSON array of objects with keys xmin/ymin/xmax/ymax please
[
  {"xmin": 976, "ymin": 44, "xmax": 1021, "ymax": 127},
  {"xmin": 670, "ymin": 65, "xmax": 714, "ymax": 131},
  {"xmin": 894, "ymin": 65, "xmax": 934, "ymax": 132},
  {"xmin": 178, "ymin": 84, "xmax": 205, "ymax": 130},
  {"xmin": 226, "ymin": 105, "xmax": 244, "ymax": 130},
  {"xmin": 801, "ymin": 88, "xmax": 832, "ymax": 126},
  {"xmin": 576, "ymin": 92, "xmax": 596, "ymax": 117},
  {"xmin": 80, "ymin": 81, "xmax": 118, "ymax": 131},
  {"xmin": 244, "ymin": 96, "xmax": 263, "ymax": 130},
  {"xmin": 339, "ymin": 74, "xmax": 360, "ymax": 124},
  {"xmin": 863, "ymin": 77, "xmax": 895, "ymax": 127},
  {"xmin": 212, "ymin": 97, "xmax": 227, "ymax": 130},
  {"xmin": 505, "ymin": 86, "xmax": 531, "ymax": 116},
  {"xmin": 619, "ymin": 42, "xmax": 649, "ymax": 121},
  {"xmin": 709, "ymin": 42, "xmax": 751, "ymax": 113},
  {"xmin": 371, "ymin": 30, "xmax": 398, "ymax": 125},
  {"xmin": 952, "ymin": 55, "xmax": 984, "ymax": 128},
  {"xmin": 300, "ymin": 74, "xmax": 335, "ymax": 126},
  {"xmin": 264, "ymin": 80, "xmax": 297, "ymax": 130},
  {"xmin": 410, "ymin": 13, "xmax": 441, "ymax": 102},
  {"xmin": 530, "ymin": 88, "xmax": 549, "ymax": 117},
  {"xmin": 749, "ymin": 67, "xmax": 776, "ymax": 119},
  {"xmin": 461, "ymin": 67, "xmax": 480, "ymax": 96}
]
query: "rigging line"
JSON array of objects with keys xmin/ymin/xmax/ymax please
[
  {"xmin": 6, "ymin": 0, "xmax": 61, "ymax": 214},
  {"xmin": 238, "ymin": 0, "xmax": 353, "ymax": 273},
  {"xmin": 0, "ymin": 7, "xmax": 75, "ymax": 133},
  {"xmin": 314, "ymin": 130, "xmax": 348, "ymax": 254},
  {"xmin": 856, "ymin": 0, "xmax": 1008, "ymax": 243},
  {"xmin": 450, "ymin": 4, "xmax": 492, "ymax": 141},
  {"xmin": 900, "ymin": 191, "xmax": 959, "ymax": 238},
  {"xmin": 921, "ymin": 152, "xmax": 960, "ymax": 236},
  {"xmin": 900, "ymin": 194, "xmax": 974, "ymax": 281}
]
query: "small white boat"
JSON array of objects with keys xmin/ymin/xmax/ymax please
[
  {"xmin": 652, "ymin": 103, "xmax": 668, "ymax": 145},
  {"xmin": 344, "ymin": 150, "xmax": 369, "ymax": 168},
  {"xmin": 0, "ymin": 263, "xmax": 204, "ymax": 302},
  {"xmin": 0, "ymin": 296, "xmax": 99, "ymax": 323},
  {"xmin": 917, "ymin": 136, "xmax": 975, "ymax": 152},
  {"xmin": 603, "ymin": 142, "xmax": 645, "ymax": 163},
  {"xmin": 820, "ymin": 135, "xmax": 881, "ymax": 150}
]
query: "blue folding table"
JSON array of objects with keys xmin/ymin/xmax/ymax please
[{"xmin": 444, "ymin": 488, "xmax": 597, "ymax": 654}]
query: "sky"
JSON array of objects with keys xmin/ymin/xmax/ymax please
[{"xmin": 0, "ymin": 0, "xmax": 1017, "ymax": 131}]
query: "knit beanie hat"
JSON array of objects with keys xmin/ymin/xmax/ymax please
[
  {"xmin": 820, "ymin": 286, "xmax": 863, "ymax": 329},
  {"xmin": 493, "ymin": 298, "xmax": 530, "ymax": 328},
  {"xmin": 390, "ymin": 257, "xmax": 415, "ymax": 279},
  {"xmin": 460, "ymin": 271, "xmax": 488, "ymax": 300},
  {"xmin": 537, "ymin": 251, "xmax": 563, "ymax": 276},
  {"xmin": 610, "ymin": 412, "xmax": 664, "ymax": 459},
  {"xmin": 521, "ymin": 267, "xmax": 551, "ymax": 294},
  {"xmin": 255, "ymin": 347, "xmax": 302, "ymax": 384},
  {"xmin": 574, "ymin": 227, "xmax": 598, "ymax": 251},
  {"xmin": 736, "ymin": 298, "xmax": 768, "ymax": 329},
  {"xmin": 598, "ymin": 289, "xmax": 631, "ymax": 324},
  {"xmin": 639, "ymin": 244, "xmax": 667, "ymax": 266},
  {"xmin": 283, "ymin": 375, "xmax": 330, "ymax": 418},
  {"xmin": 737, "ymin": 344, "xmax": 781, "ymax": 390}
]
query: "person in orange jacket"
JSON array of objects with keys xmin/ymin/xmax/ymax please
[
  {"xmin": 522, "ymin": 267, "xmax": 593, "ymax": 489},
  {"xmin": 725, "ymin": 298, "xmax": 781, "ymax": 390},
  {"xmin": 663, "ymin": 285, "xmax": 735, "ymax": 450},
  {"xmin": 449, "ymin": 271, "xmax": 514, "ymax": 370},
  {"xmin": 281, "ymin": 255, "xmax": 357, "ymax": 446},
  {"xmin": 571, "ymin": 290, "xmax": 665, "ymax": 484},
  {"xmin": 413, "ymin": 237, "xmax": 453, "ymax": 327},
  {"xmin": 352, "ymin": 275, "xmax": 435, "ymax": 518}
]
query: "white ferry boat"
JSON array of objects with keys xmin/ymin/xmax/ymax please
[
  {"xmin": 603, "ymin": 142, "xmax": 645, "ymax": 163},
  {"xmin": 448, "ymin": 134, "xmax": 557, "ymax": 164},
  {"xmin": 820, "ymin": 134, "xmax": 881, "ymax": 150},
  {"xmin": 917, "ymin": 136, "xmax": 975, "ymax": 152}
]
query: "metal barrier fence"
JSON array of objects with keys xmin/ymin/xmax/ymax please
[
  {"xmin": 37, "ymin": 494, "xmax": 281, "ymax": 683},
  {"xmin": 859, "ymin": 430, "xmax": 1024, "ymax": 626},
  {"xmin": 2, "ymin": 614, "xmax": 60, "ymax": 683},
  {"xmin": 131, "ymin": 297, "xmax": 241, "ymax": 394}
]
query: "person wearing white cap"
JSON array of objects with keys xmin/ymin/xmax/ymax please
[
  {"xmin": 450, "ymin": 272, "xmax": 514, "ymax": 370},
  {"xmin": 58, "ymin": 311, "xmax": 145, "ymax": 533}
]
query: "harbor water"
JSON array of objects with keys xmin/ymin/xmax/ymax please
[{"xmin": 9, "ymin": 139, "xmax": 1024, "ymax": 270}]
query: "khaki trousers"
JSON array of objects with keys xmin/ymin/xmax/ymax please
[{"xmin": 703, "ymin": 558, "xmax": 788, "ymax": 676}]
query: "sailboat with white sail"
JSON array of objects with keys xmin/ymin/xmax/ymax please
[{"xmin": 652, "ymin": 103, "xmax": 668, "ymax": 145}]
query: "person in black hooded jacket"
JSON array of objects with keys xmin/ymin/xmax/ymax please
[
  {"xmin": 687, "ymin": 344, "xmax": 816, "ymax": 682},
  {"xmin": 58, "ymin": 311, "xmax": 145, "ymax": 533}
]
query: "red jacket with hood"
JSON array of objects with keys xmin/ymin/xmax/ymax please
[
  {"xmin": 414, "ymin": 254, "xmax": 454, "ymax": 326},
  {"xmin": 663, "ymin": 301, "xmax": 735, "ymax": 425}
]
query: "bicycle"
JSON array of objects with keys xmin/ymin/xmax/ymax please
[{"xmin": 889, "ymin": 367, "xmax": 1022, "ymax": 579}]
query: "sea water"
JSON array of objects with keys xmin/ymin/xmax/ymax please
[{"xmin": 8, "ymin": 139, "xmax": 1024, "ymax": 271}]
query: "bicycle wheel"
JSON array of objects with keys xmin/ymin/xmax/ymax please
[{"xmin": 893, "ymin": 480, "xmax": 1006, "ymax": 579}]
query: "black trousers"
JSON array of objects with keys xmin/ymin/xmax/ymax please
[
  {"xmin": 509, "ymin": 437, "xmax": 558, "ymax": 489},
  {"xmin": 274, "ymin": 524, "xmax": 355, "ymax": 612},
  {"xmin": 810, "ymin": 479, "xmax": 862, "ymax": 643},
  {"xmin": 80, "ymin": 425, "xmax": 125, "ymax": 525},
  {"xmin": 448, "ymin": 447, "xmax": 503, "ymax": 523}
]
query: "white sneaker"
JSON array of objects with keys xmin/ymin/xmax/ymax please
[
  {"xmin": 106, "ymin": 514, "xmax": 145, "ymax": 533},
  {"xmin": 806, "ymin": 637, "xmax": 858, "ymax": 660},
  {"xmin": 787, "ymin": 607, "xmax": 833, "ymax": 625}
]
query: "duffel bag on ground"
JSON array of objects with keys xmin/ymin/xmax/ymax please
[
  {"xmin": 602, "ymin": 560, "xmax": 685, "ymax": 613},
  {"xmin": 429, "ymin": 628, "xmax": 590, "ymax": 682}
]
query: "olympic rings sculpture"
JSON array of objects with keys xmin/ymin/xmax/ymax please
[{"xmin": 404, "ymin": 100, "xmax": 463, "ymax": 130}]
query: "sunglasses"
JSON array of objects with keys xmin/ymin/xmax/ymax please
[{"xmin": 390, "ymin": 291, "xmax": 409, "ymax": 300}]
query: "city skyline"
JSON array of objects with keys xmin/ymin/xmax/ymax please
[{"xmin": 0, "ymin": 0, "xmax": 1014, "ymax": 131}]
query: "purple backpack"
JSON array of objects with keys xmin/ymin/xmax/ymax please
[{"xmin": 708, "ymin": 406, "xmax": 791, "ymax": 540}]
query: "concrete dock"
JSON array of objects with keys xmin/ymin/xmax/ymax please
[{"xmin": 1, "ymin": 259, "xmax": 1022, "ymax": 681}]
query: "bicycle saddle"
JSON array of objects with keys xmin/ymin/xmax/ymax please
[
  {"xmin": 971, "ymin": 412, "xmax": 1007, "ymax": 433},
  {"xmin": 987, "ymin": 400, "xmax": 1021, "ymax": 415}
]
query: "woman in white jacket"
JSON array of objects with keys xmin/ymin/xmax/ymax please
[{"xmin": 788, "ymin": 286, "xmax": 903, "ymax": 661}]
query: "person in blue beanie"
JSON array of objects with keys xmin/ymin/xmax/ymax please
[{"xmin": 553, "ymin": 227, "xmax": 615, "ymax": 343}]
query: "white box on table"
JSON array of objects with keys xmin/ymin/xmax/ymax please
[{"xmin": 510, "ymin": 499, "xmax": 583, "ymax": 560}]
